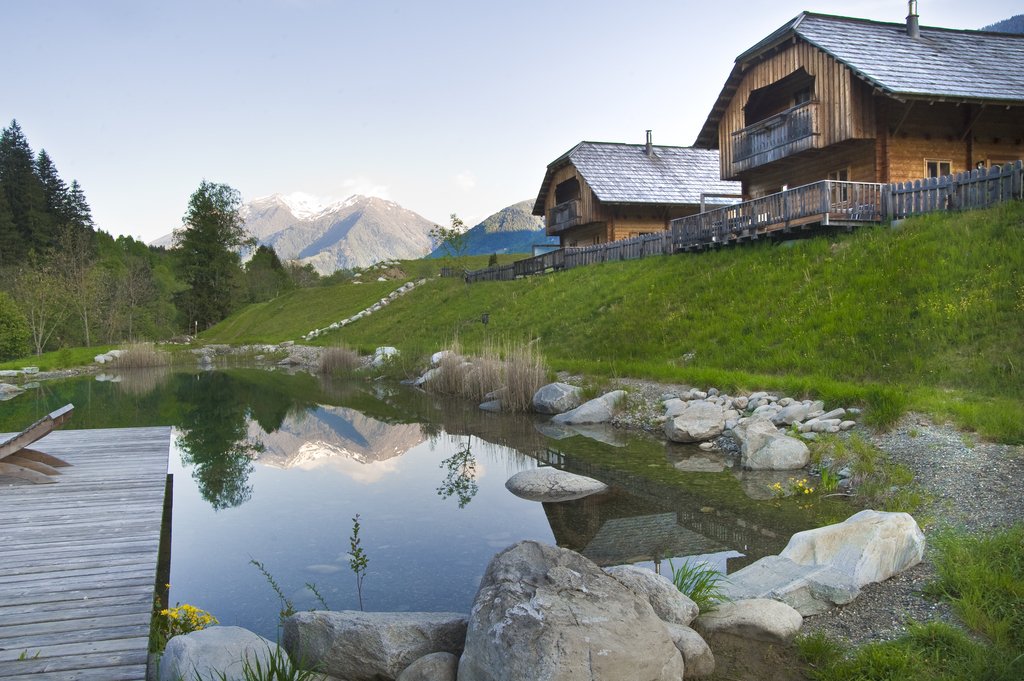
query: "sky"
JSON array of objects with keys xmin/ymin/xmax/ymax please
[{"xmin": 4, "ymin": 0, "xmax": 1018, "ymax": 243}]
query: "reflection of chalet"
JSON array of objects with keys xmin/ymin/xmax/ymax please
[
  {"xmin": 695, "ymin": 3, "xmax": 1024, "ymax": 199},
  {"xmin": 533, "ymin": 134, "xmax": 739, "ymax": 247}
]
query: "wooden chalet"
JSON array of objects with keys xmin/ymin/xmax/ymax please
[
  {"xmin": 533, "ymin": 133, "xmax": 740, "ymax": 247},
  {"xmin": 694, "ymin": 2, "xmax": 1024, "ymax": 199}
]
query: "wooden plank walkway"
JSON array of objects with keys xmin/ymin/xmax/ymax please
[{"xmin": 0, "ymin": 426, "xmax": 171, "ymax": 681}]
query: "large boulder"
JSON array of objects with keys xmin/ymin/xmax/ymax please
[
  {"xmin": 731, "ymin": 416, "xmax": 809, "ymax": 470},
  {"xmin": 692, "ymin": 598, "xmax": 802, "ymax": 645},
  {"xmin": 664, "ymin": 624, "xmax": 715, "ymax": 678},
  {"xmin": 159, "ymin": 626, "xmax": 285, "ymax": 681},
  {"xmin": 664, "ymin": 401, "xmax": 734, "ymax": 443},
  {"xmin": 396, "ymin": 651, "xmax": 458, "ymax": 681},
  {"xmin": 458, "ymin": 541, "xmax": 684, "ymax": 681},
  {"xmin": 779, "ymin": 509, "xmax": 925, "ymax": 587},
  {"xmin": 505, "ymin": 467, "xmax": 608, "ymax": 502},
  {"xmin": 719, "ymin": 554, "xmax": 860, "ymax": 616},
  {"xmin": 604, "ymin": 564, "xmax": 699, "ymax": 626},
  {"xmin": 283, "ymin": 611, "xmax": 466, "ymax": 681},
  {"xmin": 532, "ymin": 382, "xmax": 583, "ymax": 415},
  {"xmin": 551, "ymin": 390, "xmax": 626, "ymax": 425}
]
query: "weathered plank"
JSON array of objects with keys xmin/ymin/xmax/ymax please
[{"xmin": 0, "ymin": 427, "xmax": 170, "ymax": 681}]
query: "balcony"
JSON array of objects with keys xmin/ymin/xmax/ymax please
[
  {"xmin": 546, "ymin": 198, "xmax": 582, "ymax": 234},
  {"xmin": 731, "ymin": 100, "xmax": 821, "ymax": 174}
]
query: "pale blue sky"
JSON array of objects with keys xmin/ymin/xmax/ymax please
[{"xmin": 4, "ymin": 0, "xmax": 1018, "ymax": 242}]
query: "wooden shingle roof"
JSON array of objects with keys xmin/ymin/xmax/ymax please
[
  {"xmin": 532, "ymin": 142, "xmax": 739, "ymax": 216},
  {"xmin": 696, "ymin": 12, "xmax": 1024, "ymax": 148}
]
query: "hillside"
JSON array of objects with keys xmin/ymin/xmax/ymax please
[
  {"xmin": 203, "ymin": 203, "xmax": 1024, "ymax": 441},
  {"xmin": 429, "ymin": 200, "xmax": 557, "ymax": 258}
]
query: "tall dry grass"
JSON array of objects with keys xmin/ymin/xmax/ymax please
[
  {"xmin": 319, "ymin": 345, "xmax": 362, "ymax": 376},
  {"xmin": 426, "ymin": 339, "xmax": 547, "ymax": 412},
  {"xmin": 111, "ymin": 343, "xmax": 170, "ymax": 369}
]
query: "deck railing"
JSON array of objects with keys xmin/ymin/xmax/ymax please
[
  {"xmin": 731, "ymin": 101, "xmax": 820, "ymax": 173},
  {"xmin": 461, "ymin": 164, "xmax": 1022, "ymax": 283},
  {"xmin": 546, "ymin": 198, "xmax": 582, "ymax": 234},
  {"xmin": 670, "ymin": 180, "xmax": 883, "ymax": 250}
]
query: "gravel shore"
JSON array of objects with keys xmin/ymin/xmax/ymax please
[{"xmin": 596, "ymin": 376, "xmax": 1024, "ymax": 648}]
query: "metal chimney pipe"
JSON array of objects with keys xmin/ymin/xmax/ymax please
[
  {"xmin": 645, "ymin": 130, "xmax": 653, "ymax": 158},
  {"xmin": 907, "ymin": 0, "xmax": 920, "ymax": 38}
]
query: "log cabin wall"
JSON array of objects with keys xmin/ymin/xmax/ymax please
[
  {"xmin": 607, "ymin": 204, "xmax": 700, "ymax": 241},
  {"xmin": 560, "ymin": 222, "xmax": 608, "ymax": 247},
  {"xmin": 719, "ymin": 40, "xmax": 875, "ymax": 181},
  {"xmin": 882, "ymin": 102, "xmax": 1024, "ymax": 181},
  {"xmin": 743, "ymin": 141, "xmax": 876, "ymax": 198}
]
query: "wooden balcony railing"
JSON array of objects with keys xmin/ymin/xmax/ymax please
[
  {"xmin": 546, "ymin": 199, "xmax": 582, "ymax": 234},
  {"xmin": 669, "ymin": 181, "xmax": 884, "ymax": 250},
  {"xmin": 731, "ymin": 100, "xmax": 821, "ymax": 174}
]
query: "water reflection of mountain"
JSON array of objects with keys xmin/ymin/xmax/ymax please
[{"xmin": 250, "ymin": 405, "xmax": 426, "ymax": 470}]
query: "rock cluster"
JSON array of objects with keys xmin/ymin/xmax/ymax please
[
  {"xmin": 302, "ymin": 279, "xmax": 426, "ymax": 341},
  {"xmin": 93, "ymin": 349, "xmax": 124, "ymax": 364},
  {"xmin": 721, "ymin": 510, "xmax": 926, "ymax": 615},
  {"xmin": 656, "ymin": 388, "xmax": 861, "ymax": 470},
  {"xmin": 158, "ymin": 509, "xmax": 928, "ymax": 681}
]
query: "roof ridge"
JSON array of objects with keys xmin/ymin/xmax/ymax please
[{"xmin": 798, "ymin": 11, "xmax": 1024, "ymax": 38}]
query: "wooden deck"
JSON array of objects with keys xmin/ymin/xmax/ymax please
[{"xmin": 0, "ymin": 426, "xmax": 171, "ymax": 681}]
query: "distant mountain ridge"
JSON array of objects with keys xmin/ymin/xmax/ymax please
[
  {"xmin": 152, "ymin": 193, "xmax": 435, "ymax": 273},
  {"xmin": 983, "ymin": 15, "xmax": 1024, "ymax": 33},
  {"xmin": 429, "ymin": 200, "xmax": 557, "ymax": 258}
]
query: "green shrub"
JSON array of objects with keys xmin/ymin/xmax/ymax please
[
  {"xmin": 0, "ymin": 292, "xmax": 30, "ymax": 361},
  {"xmin": 668, "ymin": 558, "xmax": 728, "ymax": 613}
]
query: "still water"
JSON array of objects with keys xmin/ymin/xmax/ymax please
[{"xmin": 0, "ymin": 367, "xmax": 849, "ymax": 639}]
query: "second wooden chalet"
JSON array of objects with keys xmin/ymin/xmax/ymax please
[
  {"xmin": 694, "ymin": 2, "xmax": 1024, "ymax": 198},
  {"xmin": 533, "ymin": 134, "xmax": 740, "ymax": 247}
]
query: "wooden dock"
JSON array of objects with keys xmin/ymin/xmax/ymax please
[{"xmin": 0, "ymin": 426, "xmax": 171, "ymax": 681}]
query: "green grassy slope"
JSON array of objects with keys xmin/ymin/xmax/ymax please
[{"xmin": 209, "ymin": 203, "xmax": 1024, "ymax": 440}]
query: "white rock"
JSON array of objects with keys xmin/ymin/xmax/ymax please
[
  {"xmin": 159, "ymin": 627, "xmax": 285, "ymax": 681},
  {"xmin": 505, "ymin": 467, "xmax": 608, "ymax": 502},
  {"xmin": 551, "ymin": 390, "xmax": 625, "ymax": 425},
  {"xmin": 604, "ymin": 564, "xmax": 699, "ymax": 626},
  {"xmin": 532, "ymin": 382, "xmax": 583, "ymax": 415},
  {"xmin": 780, "ymin": 509, "xmax": 926, "ymax": 587},
  {"xmin": 664, "ymin": 400, "xmax": 729, "ymax": 443},
  {"xmin": 665, "ymin": 623, "xmax": 716, "ymax": 678},
  {"xmin": 732, "ymin": 416, "xmax": 810, "ymax": 470},
  {"xmin": 692, "ymin": 598, "xmax": 802, "ymax": 645}
]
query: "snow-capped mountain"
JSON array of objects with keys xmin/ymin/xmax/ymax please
[
  {"xmin": 244, "ymin": 194, "xmax": 435, "ymax": 274},
  {"xmin": 152, "ymin": 193, "xmax": 435, "ymax": 273}
]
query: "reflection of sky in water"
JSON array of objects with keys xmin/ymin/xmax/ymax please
[{"xmin": 169, "ymin": 422, "xmax": 552, "ymax": 640}]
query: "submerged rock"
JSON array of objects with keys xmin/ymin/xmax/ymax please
[{"xmin": 504, "ymin": 467, "xmax": 608, "ymax": 502}]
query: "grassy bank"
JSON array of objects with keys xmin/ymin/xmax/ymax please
[{"xmin": 290, "ymin": 203, "xmax": 1022, "ymax": 441}]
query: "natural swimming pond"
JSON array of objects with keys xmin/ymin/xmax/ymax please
[{"xmin": 0, "ymin": 367, "xmax": 853, "ymax": 640}]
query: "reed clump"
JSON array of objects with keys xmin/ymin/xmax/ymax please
[
  {"xmin": 427, "ymin": 339, "xmax": 547, "ymax": 413},
  {"xmin": 111, "ymin": 342, "xmax": 170, "ymax": 369},
  {"xmin": 319, "ymin": 345, "xmax": 362, "ymax": 376}
]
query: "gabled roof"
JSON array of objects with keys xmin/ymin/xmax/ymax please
[
  {"xmin": 696, "ymin": 12, "xmax": 1024, "ymax": 148},
  {"xmin": 532, "ymin": 142, "xmax": 739, "ymax": 215}
]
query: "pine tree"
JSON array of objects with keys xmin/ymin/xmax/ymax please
[
  {"xmin": 35, "ymin": 149, "xmax": 70, "ymax": 221},
  {"xmin": 65, "ymin": 180, "xmax": 94, "ymax": 230},
  {"xmin": 0, "ymin": 120, "xmax": 51, "ymax": 254},
  {"xmin": 0, "ymin": 184, "xmax": 19, "ymax": 269},
  {"xmin": 173, "ymin": 181, "xmax": 252, "ymax": 330}
]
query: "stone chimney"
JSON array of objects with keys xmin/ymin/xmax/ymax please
[
  {"xmin": 645, "ymin": 130, "xmax": 653, "ymax": 158},
  {"xmin": 906, "ymin": 0, "xmax": 920, "ymax": 38}
]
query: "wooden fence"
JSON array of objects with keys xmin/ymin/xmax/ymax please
[
  {"xmin": 463, "ymin": 232, "xmax": 670, "ymax": 283},
  {"xmin": 886, "ymin": 161, "xmax": 1023, "ymax": 219},
  {"xmin": 461, "ymin": 162, "xmax": 1023, "ymax": 283}
]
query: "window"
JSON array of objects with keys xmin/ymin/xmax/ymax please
[
  {"xmin": 926, "ymin": 160, "xmax": 951, "ymax": 178},
  {"xmin": 828, "ymin": 168, "xmax": 850, "ymax": 203},
  {"xmin": 793, "ymin": 86, "xmax": 813, "ymax": 106}
]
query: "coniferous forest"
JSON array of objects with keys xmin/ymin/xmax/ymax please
[{"xmin": 0, "ymin": 120, "xmax": 319, "ymax": 361}]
